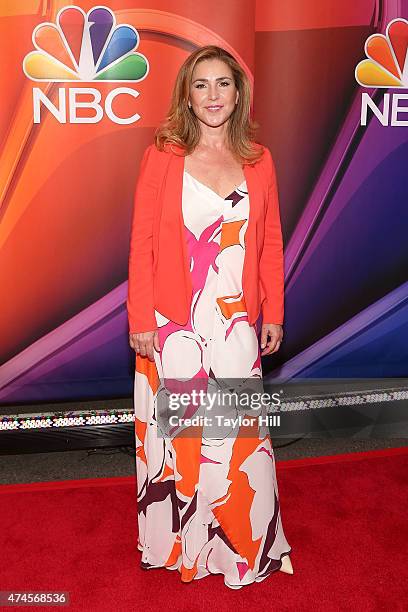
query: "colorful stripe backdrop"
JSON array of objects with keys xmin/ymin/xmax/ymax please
[{"xmin": 0, "ymin": 0, "xmax": 407, "ymax": 403}]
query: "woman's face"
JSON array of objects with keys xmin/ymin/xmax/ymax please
[{"xmin": 189, "ymin": 58, "xmax": 239, "ymax": 130}]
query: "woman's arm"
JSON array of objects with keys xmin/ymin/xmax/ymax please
[
  {"xmin": 127, "ymin": 144, "xmax": 159, "ymax": 334},
  {"xmin": 259, "ymin": 147, "xmax": 285, "ymax": 325}
]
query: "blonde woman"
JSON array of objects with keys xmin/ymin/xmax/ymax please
[{"xmin": 127, "ymin": 45, "xmax": 293, "ymax": 589}]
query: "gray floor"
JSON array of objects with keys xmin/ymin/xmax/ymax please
[{"xmin": 1, "ymin": 437, "xmax": 406, "ymax": 485}]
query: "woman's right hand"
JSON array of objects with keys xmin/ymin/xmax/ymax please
[{"xmin": 129, "ymin": 330, "xmax": 160, "ymax": 362}]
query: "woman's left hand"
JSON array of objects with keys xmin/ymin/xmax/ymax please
[{"xmin": 260, "ymin": 323, "xmax": 283, "ymax": 356}]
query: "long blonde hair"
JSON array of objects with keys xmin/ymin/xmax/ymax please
[{"xmin": 154, "ymin": 45, "xmax": 263, "ymax": 165}]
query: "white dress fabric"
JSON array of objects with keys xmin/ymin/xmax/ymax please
[{"xmin": 134, "ymin": 168, "xmax": 292, "ymax": 589}]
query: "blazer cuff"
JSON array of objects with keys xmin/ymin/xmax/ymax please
[
  {"xmin": 261, "ymin": 300, "xmax": 284, "ymax": 325},
  {"xmin": 127, "ymin": 304, "xmax": 158, "ymax": 334}
]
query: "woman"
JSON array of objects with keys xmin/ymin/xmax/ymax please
[{"xmin": 127, "ymin": 45, "xmax": 293, "ymax": 589}]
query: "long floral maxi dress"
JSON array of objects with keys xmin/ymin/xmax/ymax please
[{"xmin": 134, "ymin": 169, "xmax": 292, "ymax": 589}]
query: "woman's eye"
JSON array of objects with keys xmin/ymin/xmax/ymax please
[{"xmin": 194, "ymin": 81, "xmax": 230, "ymax": 88}]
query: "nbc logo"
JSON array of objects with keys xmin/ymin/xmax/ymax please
[
  {"xmin": 355, "ymin": 18, "xmax": 408, "ymax": 126},
  {"xmin": 23, "ymin": 5, "xmax": 149, "ymax": 124}
]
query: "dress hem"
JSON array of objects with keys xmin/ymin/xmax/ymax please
[{"xmin": 137, "ymin": 542, "xmax": 293, "ymax": 590}]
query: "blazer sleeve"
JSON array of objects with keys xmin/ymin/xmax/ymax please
[
  {"xmin": 259, "ymin": 147, "xmax": 285, "ymax": 325},
  {"xmin": 127, "ymin": 144, "xmax": 159, "ymax": 334}
]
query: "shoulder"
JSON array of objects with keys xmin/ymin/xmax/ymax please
[
  {"xmin": 247, "ymin": 142, "xmax": 273, "ymax": 169},
  {"xmin": 257, "ymin": 143, "xmax": 273, "ymax": 167},
  {"xmin": 142, "ymin": 143, "xmax": 162, "ymax": 159},
  {"xmin": 139, "ymin": 143, "xmax": 168, "ymax": 170},
  {"xmin": 249, "ymin": 143, "xmax": 276, "ymax": 184},
  {"xmin": 142, "ymin": 141, "xmax": 185, "ymax": 162}
]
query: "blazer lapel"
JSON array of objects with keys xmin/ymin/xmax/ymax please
[
  {"xmin": 243, "ymin": 160, "xmax": 264, "ymax": 227},
  {"xmin": 155, "ymin": 146, "xmax": 192, "ymax": 313}
]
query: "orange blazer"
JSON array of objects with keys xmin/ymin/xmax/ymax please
[{"xmin": 127, "ymin": 142, "xmax": 284, "ymax": 334}]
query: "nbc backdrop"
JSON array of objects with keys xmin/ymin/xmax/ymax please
[{"xmin": 0, "ymin": 0, "xmax": 407, "ymax": 403}]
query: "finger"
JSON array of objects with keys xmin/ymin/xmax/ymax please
[
  {"xmin": 271, "ymin": 339, "xmax": 282, "ymax": 353},
  {"xmin": 153, "ymin": 333, "xmax": 161, "ymax": 353},
  {"xmin": 145, "ymin": 339, "xmax": 155, "ymax": 361},
  {"xmin": 261, "ymin": 335, "xmax": 278, "ymax": 356},
  {"xmin": 138, "ymin": 342, "xmax": 147, "ymax": 356},
  {"xmin": 260, "ymin": 329, "xmax": 269, "ymax": 349}
]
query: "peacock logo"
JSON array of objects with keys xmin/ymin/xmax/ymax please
[
  {"xmin": 355, "ymin": 18, "xmax": 408, "ymax": 88},
  {"xmin": 23, "ymin": 4, "xmax": 149, "ymax": 83}
]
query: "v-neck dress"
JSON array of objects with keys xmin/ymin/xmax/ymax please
[{"xmin": 133, "ymin": 169, "xmax": 292, "ymax": 589}]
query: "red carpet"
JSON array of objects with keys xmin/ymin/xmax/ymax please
[{"xmin": 1, "ymin": 447, "xmax": 407, "ymax": 611}]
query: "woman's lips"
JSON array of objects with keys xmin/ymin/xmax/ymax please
[{"xmin": 206, "ymin": 105, "xmax": 223, "ymax": 111}]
